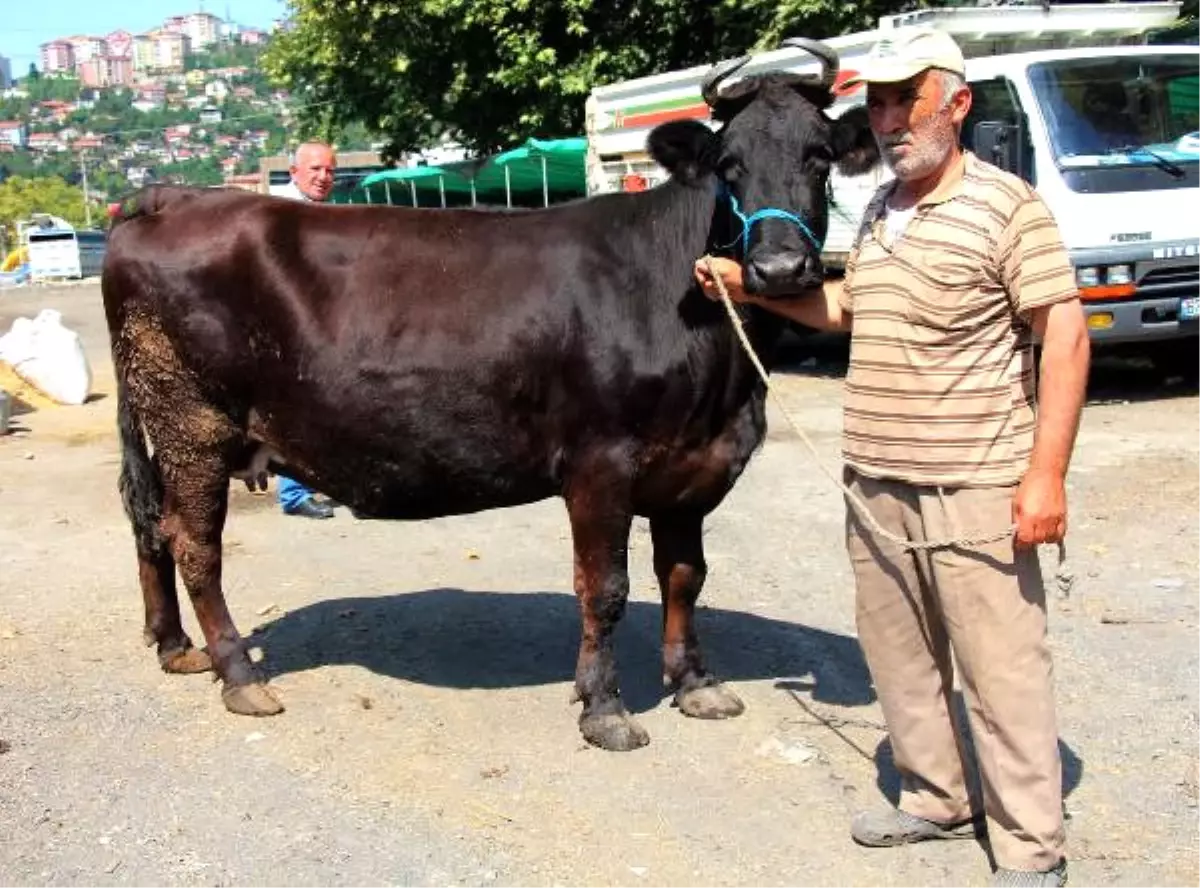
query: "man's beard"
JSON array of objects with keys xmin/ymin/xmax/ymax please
[{"xmin": 877, "ymin": 112, "xmax": 956, "ymax": 181}]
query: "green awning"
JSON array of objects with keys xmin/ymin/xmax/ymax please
[
  {"xmin": 490, "ymin": 137, "xmax": 588, "ymax": 193},
  {"xmin": 362, "ymin": 165, "xmax": 453, "ymax": 186},
  {"xmin": 358, "ymin": 137, "xmax": 587, "ymax": 206}
]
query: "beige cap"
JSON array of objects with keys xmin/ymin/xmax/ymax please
[{"xmin": 842, "ymin": 26, "xmax": 965, "ymax": 87}]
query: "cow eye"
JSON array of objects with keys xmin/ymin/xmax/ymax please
[
  {"xmin": 718, "ymin": 155, "xmax": 744, "ymax": 182},
  {"xmin": 806, "ymin": 148, "xmax": 832, "ymax": 173}
]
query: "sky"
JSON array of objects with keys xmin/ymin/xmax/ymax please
[{"xmin": 2, "ymin": 0, "xmax": 288, "ymax": 69}]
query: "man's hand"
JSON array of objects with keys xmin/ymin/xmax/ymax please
[
  {"xmin": 693, "ymin": 256, "xmax": 851, "ymax": 332},
  {"xmin": 693, "ymin": 256, "xmax": 752, "ymax": 303},
  {"xmin": 1012, "ymin": 467, "xmax": 1067, "ymax": 548}
]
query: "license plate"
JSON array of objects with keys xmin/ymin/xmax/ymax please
[{"xmin": 1182, "ymin": 297, "xmax": 1200, "ymax": 322}]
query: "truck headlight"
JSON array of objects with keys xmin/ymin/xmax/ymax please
[
  {"xmin": 1106, "ymin": 264, "xmax": 1133, "ymax": 286},
  {"xmin": 1076, "ymin": 267, "xmax": 1100, "ymax": 288}
]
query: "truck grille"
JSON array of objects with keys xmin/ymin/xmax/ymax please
[{"xmin": 1138, "ymin": 262, "xmax": 1200, "ymax": 298}]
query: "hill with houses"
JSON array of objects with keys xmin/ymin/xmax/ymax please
[{"xmin": 0, "ymin": 11, "xmax": 372, "ymax": 198}]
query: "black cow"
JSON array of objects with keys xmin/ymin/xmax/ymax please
[{"xmin": 102, "ymin": 42, "xmax": 878, "ymax": 751}]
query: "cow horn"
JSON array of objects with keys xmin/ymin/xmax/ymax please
[
  {"xmin": 700, "ymin": 54, "xmax": 752, "ymax": 106},
  {"xmin": 780, "ymin": 37, "xmax": 839, "ymax": 89}
]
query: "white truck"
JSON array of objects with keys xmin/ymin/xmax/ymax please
[{"xmin": 585, "ymin": 2, "xmax": 1199, "ymax": 355}]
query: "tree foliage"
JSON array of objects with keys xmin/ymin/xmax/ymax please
[
  {"xmin": 154, "ymin": 156, "xmax": 224, "ymax": 187},
  {"xmin": 22, "ymin": 76, "xmax": 82, "ymax": 103},
  {"xmin": 263, "ymin": 0, "xmax": 901, "ymax": 158},
  {"xmin": 0, "ymin": 176, "xmax": 89, "ymax": 242},
  {"xmin": 185, "ymin": 41, "xmax": 265, "ymax": 72}
]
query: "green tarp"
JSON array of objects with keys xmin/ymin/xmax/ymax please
[{"xmin": 356, "ymin": 137, "xmax": 587, "ymax": 207}]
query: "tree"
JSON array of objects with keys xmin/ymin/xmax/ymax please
[
  {"xmin": 0, "ymin": 152, "xmax": 38, "ymax": 181},
  {"xmin": 262, "ymin": 0, "xmax": 897, "ymax": 158},
  {"xmin": 155, "ymin": 156, "xmax": 223, "ymax": 187},
  {"xmin": 0, "ymin": 176, "xmax": 89, "ymax": 242},
  {"xmin": 0, "ymin": 96, "xmax": 32, "ymax": 121},
  {"xmin": 26, "ymin": 63, "xmax": 40, "ymax": 81},
  {"xmin": 25, "ymin": 75, "xmax": 81, "ymax": 103},
  {"xmin": 186, "ymin": 41, "xmax": 264, "ymax": 73}
]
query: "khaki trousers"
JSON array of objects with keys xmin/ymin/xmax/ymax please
[{"xmin": 844, "ymin": 467, "xmax": 1065, "ymax": 871}]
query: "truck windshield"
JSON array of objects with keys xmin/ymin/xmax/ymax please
[{"xmin": 1028, "ymin": 54, "xmax": 1199, "ymax": 170}]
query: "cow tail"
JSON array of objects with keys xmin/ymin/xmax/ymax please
[{"xmin": 116, "ymin": 376, "xmax": 166, "ymax": 557}]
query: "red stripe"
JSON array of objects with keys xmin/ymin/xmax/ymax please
[{"xmin": 617, "ymin": 104, "xmax": 710, "ymax": 129}]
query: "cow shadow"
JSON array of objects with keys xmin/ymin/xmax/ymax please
[{"xmin": 250, "ymin": 588, "xmax": 875, "ymax": 715}]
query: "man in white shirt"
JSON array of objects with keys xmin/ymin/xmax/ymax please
[{"xmin": 275, "ymin": 141, "xmax": 337, "ymax": 519}]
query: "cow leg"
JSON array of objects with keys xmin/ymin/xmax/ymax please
[
  {"xmin": 117, "ymin": 383, "xmax": 210, "ymax": 675},
  {"xmin": 161, "ymin": 461, "xmax": 283, "ymax": 717},
  {"xmin": 566, "ymin": 483, "xmax": 648, "ymax": 751},
  {"xmin": 139, "ymin": 549, "xmax": 212, "ymax": 674},
  {"xmin": 651, "ymin": 512, "xmax": 745, "ymax": 719}
]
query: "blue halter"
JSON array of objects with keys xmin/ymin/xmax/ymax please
[{"xmin": 717, "ymin": 184, "xmax": 823, "ymax": 255}]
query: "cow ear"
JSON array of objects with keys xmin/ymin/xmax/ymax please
[
  {"xmin": 648, "ymin": 120, "xmax": 718, "ymax": 185},
  {"xmin": 831, "ymin": 105, "xmax": 880, "ymax": 176}
]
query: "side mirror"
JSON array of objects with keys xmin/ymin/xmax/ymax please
[{"xmin": 973, "ymin": 120, "xmax": 1028, "ymax": 181}]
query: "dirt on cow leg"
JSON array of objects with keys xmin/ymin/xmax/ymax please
[
  {"xmin": 571, "ymin": 568, "xmax": 649, "ymax": 751},
  {"xmin": 566, "ymin": 480, "xmax": 647, "ymax": 751},
  {"xmin": 138, "ymin": 552, "xmax": 213, "ymax": 674},
  {"xmin": 651, "ymin": 513, "xmax": 746, "ymax": 721},
  {"xmin": 160, "ymin": 462, "xmax": 282, "ymax": 717}
]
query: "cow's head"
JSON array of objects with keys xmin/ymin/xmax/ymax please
[{"xmin": 649, "ymin": 40, "xmax": 880, "ymax": 295}]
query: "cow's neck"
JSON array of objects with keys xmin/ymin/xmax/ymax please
[
  {"xmin": 640, "ymin": 176, "xmax": 719, "ymax": 261},
  {"xmin": 665, "ymin": 177, "xmax": 787, "ymax": 380},
  {"xmin": 622, "ymin": 177, "xmax": 786, "ymax": 385}
]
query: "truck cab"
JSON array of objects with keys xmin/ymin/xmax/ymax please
[{"xmin": 964, "ymin": 46, "xmax": 1199, "ymax": 346}]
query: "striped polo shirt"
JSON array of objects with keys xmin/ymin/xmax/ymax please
[{"xmin": 839, "ymin": 151, "xmax": 1077, "ymax": 487}]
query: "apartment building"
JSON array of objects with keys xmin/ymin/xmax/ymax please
[
  {"xmin": 0, "ymin": 55, "xmax": 12, "ymax": 89},
  {"xmin": 78, "ymin": 55, "xmax": 133, "ymax": 88},
  {"xmin": 184, "ymin": 12, "xmax": 223, "ymax": 49},
  {"xmin": 104, "ymin": 30, "xmax": 134, "ymax": 59},
  {"xmin": 66, "ymin": 36, "xmax": 105, "ymax": 65},
  {"xmin": 132, "ymin": 30, "xmax": 189, "ymax": 73},
  {"xmin": 164, "ymin": 13, "xmax": 220, "ymax": 49},
  {"xmin": 39, "ymin": 40, "xmax": 74, "ymax": 74}
]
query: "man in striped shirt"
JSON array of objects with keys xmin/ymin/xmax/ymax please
[{"xmin": 696, "ymin": 27, "xmax": 1089, "ymax": 888}]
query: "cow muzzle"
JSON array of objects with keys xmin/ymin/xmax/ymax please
[{"xmin": 744, "ymin": 252, "xmax": 825, "ymax": 296}]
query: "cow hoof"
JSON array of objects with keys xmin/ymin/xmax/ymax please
[
  {"xmin": 222, "ymin": 682, "xmax": 285, "ymax": 717},
  {"xmin": 580, "ymin": 712, "xmax": 650, "ymax": 751},
  {"xmin": 677, "ymin": 682, "xmax": 745, "ymax": 720},
  {"xmin": 161, "ymin": 646, "xmax": 213, "ymax": 674}
]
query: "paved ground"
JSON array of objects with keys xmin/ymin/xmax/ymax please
[{"xmin": 1, "ymin": 282, "xmax": 1196, "ymax": 887}]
